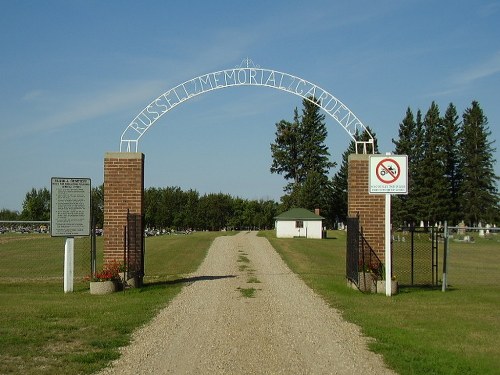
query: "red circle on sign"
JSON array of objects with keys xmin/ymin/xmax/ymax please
[{"xmin": 376, "ymin": 158, "xmax": 400, "ymax": 184}]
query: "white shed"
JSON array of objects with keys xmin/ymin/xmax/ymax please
[{"xmin": 275, "ymin": 208, "xmax": 324, "ymax": 239}]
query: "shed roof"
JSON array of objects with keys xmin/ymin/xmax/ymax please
[{"xmin": 274, "ymin": 208, "xmax": 324, "ymax": 221}]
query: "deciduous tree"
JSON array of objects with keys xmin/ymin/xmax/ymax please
[{"xmin": 21, "ymin": 187, "xmax": 50, "ymax": 221}]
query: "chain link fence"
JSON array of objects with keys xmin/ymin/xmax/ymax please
[
  {"xmin": 0, "ymin": 221, "xmax": 96, "ymax": 283},
  {"xmin": 393, "ymin": 224, "xmax": 499, "ymax": 290},
  {"xmin": 393, "ymin": 226, "xmax": 439, "ymax": 287}
]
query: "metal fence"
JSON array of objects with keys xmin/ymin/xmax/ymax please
[
  {"xmin": 0, "ymin": 221, "xmax": 94, "ymax": 283},
  {"xmin": 346, "ymin": 216, "xmax": 384, "ymax": 293},
  {"xmin": 393, "ymin": 224, "xmax": 499, "ymax": 290},
  {"xmin": 393, "ymin": 226, "xmax": 439, "ymax": 287}
]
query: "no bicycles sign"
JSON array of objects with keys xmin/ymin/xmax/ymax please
[{"xmin": 369, "ymin": 155, "xmax": 408, "ymax": 194}]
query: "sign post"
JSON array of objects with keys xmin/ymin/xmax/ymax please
[
  {"xmin": 369, "ymin": 155, "xmax": 408, "ymax": 296},
  {"xmin": 64, "ymin": 237, "xmax": 74, "ymax": 292},
  {"xmin": 51, "ymin": 178, "xmax": 91, "ymax": 293}
]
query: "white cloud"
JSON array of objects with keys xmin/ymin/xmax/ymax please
[
  {"xmin": 6, "ymin": 80, "xmax": 168, "ymax": 139},
  {"xmin": 425, "ymin": 52, "xmax": 500, "ymax": 98},
  {"xmin": 22, "ymin": 89, "xmax": 49, "ymax": 102},
  {"xmin": 452, "ymin": 52, "xmax": 500, "ymax": 86}
]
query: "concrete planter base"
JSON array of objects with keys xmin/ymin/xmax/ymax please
[
  {"xmin": 347, "ymin": 274, "xmax": 398, "ymax": 295},
  {"xmin": 89, "ymin": 280, "xmax": 117, "ymax": 295}
]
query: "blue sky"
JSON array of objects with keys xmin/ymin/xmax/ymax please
[{"xmin": 1, "ymin": 0, "xmax": 499, "ymax": 211}]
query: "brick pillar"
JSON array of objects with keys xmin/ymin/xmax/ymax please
[
  {"xmin": 348, "ymin": 154, "xmax": 385, "ymax": 259},
  {"xmin": 103, "ymin": 152, "xmax": 144, "ymax": 264}
]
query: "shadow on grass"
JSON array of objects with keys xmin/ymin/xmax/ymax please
[
  {"xmin": 144, "ymin": 275, "xmax": 237, "ymax": 288},
  {"xmin": 397, "ymin": 285, "xmax": 445, "ymax": 293}
]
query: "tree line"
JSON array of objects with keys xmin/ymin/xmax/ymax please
[
  {"xmin": 0, "ymin": 185, "xmax": 279, "ymax": 231},
  {"xmin": 270, "ymin": 98, "xmax": 498, "ymax": 227},
  {"xmin": 392, "ymin": 101, "xmax": 498, "ymax": 226},
  {"xmin": 2, "ymin": 99, "xmax": 498, "ymax": 229},
  {"xmin": 143, "ymin": 187, "xmax": 278, "ymax": 231}
]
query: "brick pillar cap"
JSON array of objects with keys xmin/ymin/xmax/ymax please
[{"xmin": 105, "ymin": 152, "xmax": 144, "ymax": 160}]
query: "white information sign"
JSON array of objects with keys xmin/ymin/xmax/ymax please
[
  {"xmin": 51, "ymin": 178, "xmax": 91, "ymax": 237},
  {"xmin": 369, "ymin": 155, "xmax": 408, "ymax": 195}
]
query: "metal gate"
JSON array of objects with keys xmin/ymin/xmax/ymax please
[
  {"xmin": 346, "ymin": 216, "xmax": 383, "ymax": 292},
  {"xmin": 125, "ymin": 211, "xmax": 145, "ymax": 282},
  {"xmin": 392, "ymin": 226, "xmax": 440, "ymax": 286},
  {"xmin": 346, "ymin": 217, "xmax": 360, "ymax": 284}
]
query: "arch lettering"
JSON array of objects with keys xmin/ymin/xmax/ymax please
[{"xmin": 120, "ymin": 59, "xmax": 374, "ymax": 153}]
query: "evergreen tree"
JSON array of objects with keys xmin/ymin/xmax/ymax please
[
  {"xmin": 299, "ymin": 97, "xmax": 335, "ymax": 181},
  {"xmin": 330, "ymin": 142, "xmax": 354, "ymax": 225},
  {"xmin": 441, "ymin": 103, "xmax": 462, "ymax": 224},
  {"xmin": 271, "ymin": 97, "xmax": 335, "ymax": 210},
  {"xmin": 458, "ymin": 101, "xmax": 499, "ymax": 225},
  {"xmin": 392, "ymin": 107, "xmax": 417, "ymax": 225},
  {"xmin": 393, "ymin": 107, "xmax": 416, "ymax": 156},
  {"xmin": 295, "ymin": 170, "xmax": 332, "ymax": 213},
  {"xmin": 270, "ymin": 109, "xmax": 301, "ymax": 192},
  {"xmin": 417, "ymin": 101, "xmax": 450, "ymax": 224},
  {"xmin": 409, "ymin": 109, "xmax": 426, "ymax": 224}
]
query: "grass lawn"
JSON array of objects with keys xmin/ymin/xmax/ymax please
[
  {"xmin": 260, "ymin": 230, "xmax": 500, "ymax": 375},
  {"xmin": 0, "ymin": 231, "xmax": 233, "ymax": 375},
  {"xmin": 1, "ymin": 230, "xmax": 498, "ymax": 374}
]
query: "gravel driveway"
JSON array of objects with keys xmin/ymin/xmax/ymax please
[{"xmin": 98, "ymin": 231, "xmax": 395, "ymax": 374}]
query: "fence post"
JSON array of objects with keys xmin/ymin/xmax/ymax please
[
  {"xmin": 64, "ymin": 237, "xmax": 74, "ymax": 293},
  {"xmin": 91, "ymin": 215, "xmax": 96, "ymax": 277},
  {"xmin": 442, "ymin": 221, "xmax": 449, "ymax": 292}
]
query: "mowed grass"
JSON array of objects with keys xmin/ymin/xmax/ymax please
[
  {"xmin": 0, "ymin": 233, "xmax": 92, "ymax": 279},
  {"xmin": 2, "ymin": 230, "xmax": 498, "ymax": 374},
  {"xmin": 259, "ymin": 230, "xmax": 500, "ymax": 375},
  {"xmin": 0, "ymin": 231, "xmax": 233, "ymax": 375}
]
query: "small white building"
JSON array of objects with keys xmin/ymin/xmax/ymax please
[{"xmin": 275, "ymin": 208, "xmax": 324, "ymax": 239}]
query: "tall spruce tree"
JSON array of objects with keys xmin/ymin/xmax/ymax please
[
  {"xmin": 299, "ymin": 97, "xmax": 335, "ymax": 181},
  {"xmin": 270, "ymin": 97, "xmax": 334, "ymax": 210},
  {"xmin": 458, "ymin": 101, "xmax": 499, "ymax": 225},
  {"xmin": 442, "ymin": 103, "xmax": 462, "ymax": 224},
  {"xmin": 270, "ymin": 108, "xmax": 301, "ymax": 192},
  {"xmin": 411, "ymin": 109, "xmax": 426, "ymax": 224},
  {"xmin": 416, "ymin": 102, "xmax": 449, "ymax": 224},
  {"xmin": 330, "ymin": 142, "xmax": 354, "ymax": 224},
  {"xmin": 392, "ymin": 107, "xmax": 417, "ymax": 225}
]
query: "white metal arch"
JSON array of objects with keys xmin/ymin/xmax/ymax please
[{"xmin": 120, "ymin": 59, "xmax": 374, "ymax": 153}]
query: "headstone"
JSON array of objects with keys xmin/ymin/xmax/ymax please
[{"xmin": 458, "ymin": 221, "xmax": 466, "ymax": 235}]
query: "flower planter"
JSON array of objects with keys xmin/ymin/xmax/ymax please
[{"xmin": 89, "ymin": 280, "xmax": 117, "ymax": 295}]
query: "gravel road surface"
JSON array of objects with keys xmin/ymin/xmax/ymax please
[{"xmin": 98, "ymin": 231, "xmax": 395, "ymax": 374}]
